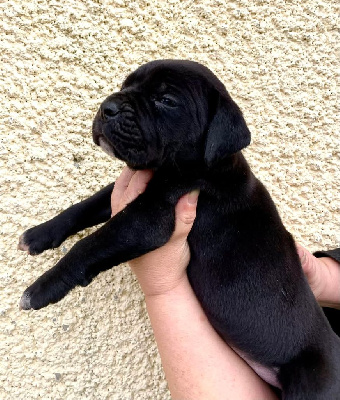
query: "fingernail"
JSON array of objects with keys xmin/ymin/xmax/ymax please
[{"xmin": 187, "ymin": 190, "xmax": 200, "ymax": 205}]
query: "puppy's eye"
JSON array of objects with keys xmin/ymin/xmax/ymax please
[
  {"xmin": 160, "ymin": 95, "xmax": 177, "ymax": 107},
  {"xmin": 154, "ymin": 94, "xmax": 178, "ymax": 108}
]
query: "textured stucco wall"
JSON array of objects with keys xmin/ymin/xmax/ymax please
[{"xmin": 1, "ymin": 0, "xmax": 339, "ymax": 399}]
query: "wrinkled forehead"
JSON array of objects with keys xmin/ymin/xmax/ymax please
[{"xmin": 121, "ymin": 61, "xmax": 209, "ymax": 96}]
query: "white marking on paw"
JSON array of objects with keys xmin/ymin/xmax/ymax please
[
  {"xmin": 18, "ymin": 234, "xmax": 29, "ymax": 252},
  {"xmin": 19, "ymin": 292, "xmax": 32, "ymax": 310}
]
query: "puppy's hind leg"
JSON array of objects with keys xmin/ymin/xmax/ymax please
[{"xmin": 18, "ymin": 182, "xmax": 114, "ymax": 255}]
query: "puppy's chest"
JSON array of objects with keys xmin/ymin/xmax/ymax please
[{"xmin": 188, "ymin": 195, "xmax": 240, "ymax": 253}]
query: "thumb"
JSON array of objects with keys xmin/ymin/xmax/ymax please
[
  {"xmin": 170, "ymin": 190, "xmax": 199, "ymax": 242},
  {"xmin": 296, "ymin": 244, "xmax": 316, "ymax": 277}
]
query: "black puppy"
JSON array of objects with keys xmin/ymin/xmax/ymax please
[{"xmin": 19, "ymin": 60, "xmax": 340, "ymax": 398}]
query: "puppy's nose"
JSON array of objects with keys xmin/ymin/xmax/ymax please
[{"xmin": 101, "ymin": 101, "xmax": 120, "ymax": 120}]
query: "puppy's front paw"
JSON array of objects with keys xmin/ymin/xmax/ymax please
[
  {"xmin": 19, "ymin": 270, "xmax": 72, "ymax": 310},
  {"xmin": 19, "ymin": 291, "xmax": 37, "ymax": 310},
  {"xmin": 18, "ymin": 221, "xmax": 65, "ymax": 255}
]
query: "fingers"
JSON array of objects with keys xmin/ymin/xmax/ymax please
[
  {"xmin": 112, "ymin": 169, "xmax": 198, "ymax": 243},
  {"xmin": 111, "ymin": 167, "xmax": 153, "ymax": 216},
  {"xmin": 111, "ymin": 167, "xmax": 135, "ymax": 216},
  {"xmin": 120, "ymin": 169, "xmax": 153, "ymax": 211},
  {"xmin": 170, "ymin": 190, "xmax": 199, "ymax": 242},
  {"xmin": 296, "ymin": 243, "xmax": 324, "ymax": 299},
  {"xmin": 296, "ymin": 244, "xmax": 316, "ymax": 277}
]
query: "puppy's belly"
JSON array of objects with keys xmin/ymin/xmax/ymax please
[{"xmin": 231, "ymin": 346, "xmax": 281, "ymax": 389}]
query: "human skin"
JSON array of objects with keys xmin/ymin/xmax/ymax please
[
  {"xmin": 111, "ymin": 167, "xmax": 340, "ymax": 399},
  {"xmin": 296, "ymin": 244, "xmax": 340, "ymax": 309}
]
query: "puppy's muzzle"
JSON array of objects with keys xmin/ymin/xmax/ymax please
[
  {"xmin": 100, "ymin": 100, "xmax": 120, "ymax": 121},
  {"xmin": 93, "ymin": 94, "xmax": 155, "ymax": 168},
  {"xmin": 92, "ymin": 97, "xmax": 124, "ymax": 155}
]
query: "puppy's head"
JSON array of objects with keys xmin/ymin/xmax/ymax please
[{"xmin": 92, "ymin": 60, "xmax": 250, "ymax": 169}]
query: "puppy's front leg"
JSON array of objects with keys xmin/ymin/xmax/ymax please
[
  {"xmin": 20, "ymin": 194, "xmax": 175, "ymax": 310},
  {"xmin": 18, "ymin": 182, "xmax": 114, "ymax": 255}
]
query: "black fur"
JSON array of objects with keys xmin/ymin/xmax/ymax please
[{"xmin": 19, "ymin": 60, "xmax": 340, "ymax": 398}]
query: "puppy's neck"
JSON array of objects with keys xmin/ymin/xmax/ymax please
[
  {"xmin": 206, "ymin": 152, "xmax": 252, "ymax": 179},
  {"xmin": 158, "ymin": 152, "xmax": 253, "ymax": 186}
]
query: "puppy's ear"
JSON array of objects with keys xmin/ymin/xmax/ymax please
[{"xmin": 204, "ymin": 93, "xmax": 251, "ymax": 167}]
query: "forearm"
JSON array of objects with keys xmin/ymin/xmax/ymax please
[{"xmin": 145, "ymin": 276, "xmax": 278, "ymax": 400}]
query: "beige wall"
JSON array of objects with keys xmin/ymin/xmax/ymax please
[{"xmin": 1, "ymin": 0, "xmax": 339, "ymax": 398}]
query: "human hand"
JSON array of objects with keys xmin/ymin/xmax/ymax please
[
  {"xmin": 297, "ymin": 244, "xmax": 340, "ymax": 309},
  {"xmin": 111, "ymin": 167, "xmax": 199, "ymax": 297},
  {"xmin": 112, "ymin": 169, "xmax": 340, "ymax": 308}
]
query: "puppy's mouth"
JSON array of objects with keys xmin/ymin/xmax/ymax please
[
  {"xmin": 94, "ymin": 134, "xmax": 116, "ymax": 159},
  {"xmin": 92, "ymin": 107, "xmax": 162, "ymax": 169},
  {"xmin": 93, "ymin": 122, "xmax": 150, "ymax": 169},
  {"xmin": 92, "ymin": 115, "xmax": 123, "ymax": 160}
]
